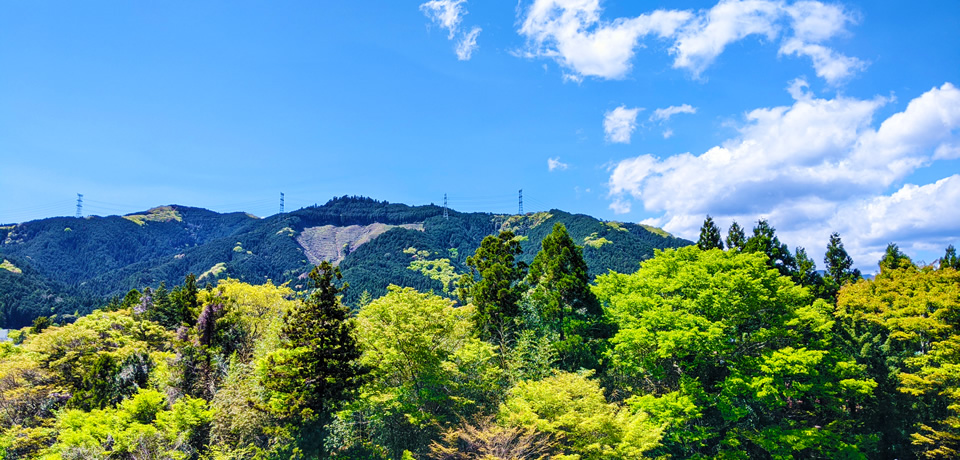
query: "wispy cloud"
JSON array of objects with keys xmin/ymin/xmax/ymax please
[
  {"xmin": 548, "ymin": 157, "xmax": 569, "ymax": 171},
  {"xmin": 604, "ymin": 106, "xmax": 642, "ymax": 143},
  {"xmin": 421, "ymin": 0, "xmax": 482, "ymax": 60},
  {"xmin": 651, "ymin": 104, "xmax": 697, "ymax": 122}
]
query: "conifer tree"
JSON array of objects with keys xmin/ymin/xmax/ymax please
[
  {"xmin": 697, "ymin": 215, "xmax": 724, "ymax": 251},
  {"xmin": 879, "ymin": 243, "xmax": 914, "ymax": 273},
  {"xmin": 744, "ymin": 219, "xmax": 796, "ymax": 277},
  {"xmin": 725, "ymin": 221, "xmax": 746, "ymax": 252},
  {"xmin": 263, "ymin": 261, "xmax": 366, "ymax": 430},
  {"xmin": 941, "ymin": 244, "xmax": 960, "ymax": 270},
  {"xmin": 459, "ymin": 231, "xmax": 526, "ymax": 341},
  {"xmin": 823, "ymin": 232, "xmax": 861, "ymax": 298}
]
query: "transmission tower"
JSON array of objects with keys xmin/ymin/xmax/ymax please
[
  {"xmin": 280, "ymin": 192, "xmax": 285, "ymax": 214},
  {"xmin": 443, "ymin": 193, "xmax": 448, "ymax": 219},
  {"xmin": 518, "ymin": 189, "xmax": 523, "ymax": 215},
  {"xmin": 75, "ymin": 194, "xmax": 83, "ymax": 218}
]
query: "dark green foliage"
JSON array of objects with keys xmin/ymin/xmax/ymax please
[
  {"xmin": 263, "ymin": 261, "xmax": 367, "ymax": 456},
  {"xmin": 526, "ymin": 223, "xmax": 609, "ymax": 371},
  {"xmin": 744, "ymin": 219, "xmax": 796, "ymax": 276},
  {"xmin": 792, "ymin": 247, "xmax": 825, "ymax": 296},
  {"xmin": 1, "ymin": 198, "xmax": 690, "ymax": 327},
  {"xmin": 725, "ymin": 220, "xmax": 746, "ymax": 251},
  {"xmin": 941, "ymin": 244, "xmax": 959, "ymax": 270},
  {"xmin": 696, "ymin": 215, "xmax": 724, "ymax": 250},
  {"xmin": 823, "ymin": 232, "xmax": 861, "ymax": 298},
  {"xmin": 30, "ymin": 316, "xmax": 52, "ymax": 334},
  {"xmin": 460, "ymin": 231, "xmax": 526, "ymax": 341},
  {"xmin": 879, "ymin": 242, "xmax": 914, "ymax": 272}
]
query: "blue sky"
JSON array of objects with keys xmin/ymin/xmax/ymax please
[{"xmin": 1, "ymin": 0, "xmax": 958, "ymax": 271}]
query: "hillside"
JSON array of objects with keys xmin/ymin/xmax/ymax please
[{"xmin": 0, "ymin": 196, "xmax": 691, "ymax": 327}]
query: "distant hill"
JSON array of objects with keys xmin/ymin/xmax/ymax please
[{"xmin": 0, "ymin": 196, "xmax": 692, "ymax": 328}]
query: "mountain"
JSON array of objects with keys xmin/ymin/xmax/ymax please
[{"xmin": 0, "ymin": 196, "xmax": 692, "ymax": 328}]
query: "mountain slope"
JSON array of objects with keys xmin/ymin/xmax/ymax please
[{"xmin": 0, "ymin": 196, "xmax": 692, "ymax": 327}]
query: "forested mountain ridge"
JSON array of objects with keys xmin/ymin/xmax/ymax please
[{"xmin": 0, "ymin": 196, "xmax": 691, "ymax": 328}]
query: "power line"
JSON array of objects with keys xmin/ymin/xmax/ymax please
[
  {"xmin": 280, "ymin": 192, "xmax": 285, "ymax": 214},
  {"xmin": 518, "ymin": 189, "xmax": 523, "ymax": 215},
  {"xmin": 443, "ymin": 193, "xmax": 448, "ymax": 219},
  {"xmin": 76, "ymin": 194, "xmax": 83, "ymax": 218}
]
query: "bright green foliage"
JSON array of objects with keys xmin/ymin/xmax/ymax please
[
  {"xmin": 346, "ymin": 286, "xmax": 502, "ymax": 457},
  {"xmin": 697, "ymin": 215, "xmax": 724, "ymax": 250},
  {"xmin": 260, "ymin": 261, "xmax": 366, "ymax": 456},
  {"xmin": 744, "ymin": 219, "xmax": 797, "ymax": 277},
  {"xmin": 407, "ymin": 258, "xmax": 459, "ymax": 294},
  {"xmin": 46, "ymin": 388, "xmax": 212, "ymax": 459},
  {"xmin": 429, "ymin": 415, "xmax": 556, "ymax": 460},
  {"xmin": 499, "ymin": 371, "xmax": 662, "ymax": 459},
  {"xmin": 595, "ymin": 247, "xmax": 875, "ymax": 458},
  {"xmin": 24, "ymin": 309, "xmax": 171, "ymax": 411},
  {"xmin": 792, "ymin": 246, "xmax": 826, "ymax": 296},
  {"xmin": 725, "ymin": 220, "xmax": 746, "ymax": 252},
  {"xmin": 838, "ymin": 265, "xmax": 960, "ymax": 458},
  {"xmin": 460, "ymin": 231, "xmax": 527, "ymax": 342}
]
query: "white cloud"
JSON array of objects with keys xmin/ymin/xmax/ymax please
[
  {"xmin": 548, "ymin": 157, "xmax": 569, "ymax": 171},
  {"xmin": 651, "ymin": 104, "xmax": 697, "ymax": 122},
  {"xmin": 421, "ymin": 0, "xmax": 482, "ymax": 60},
  {"xmin": 663, "ymin": 129, "xmax": 674, "ymax": 139},
  {"xmin": 518, "ymin": 0, "xmax": 692, "ymax": 80},
  {"xmin": 516, "ymin": 0, "xmax": 864, "ymax": 83},
  {"xmin": 421, "ymin": 0, "xmax": 466, "ymax": 38},
  {"xmin": 456, "ymin": 27, "xmax": 482, "ymax": 60},
  {"xmin": 604, "ymin": 106, "xmax": 642, "ymax": 143},
  {"xmin": 608, "ymin": 82, "xmax": 960, "ymax": 269}
]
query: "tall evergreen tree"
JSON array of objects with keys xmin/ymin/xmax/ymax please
[
  {"xmin": 793, "ymin": 247, "xmax": 824, "ymax": 294},
  {"xmin": 744, "ymin": 220, "xmax": 797, "ymax": 277},
  {"xmin": 262, "ymin": 261, "xmax": 367, "ymax": 455},
  {"xmin": 697, "ymin": 215, "xmax": 724, "ymax": 251},
  {"xmin": 941, "ymin": 244, "xmax": 960, "ymax": 270},
  {"xmin": 823, "ymin": 232, "xmax": 861, "ymax": 298},
  {"xmin": 526, "ymin": 223, "xmax": 609, "ymax": 371},
  {"xmin": 459, "ymin": 231, "xmax": 526, "ymax": 341},
  {"xmin": 725, "ymin": 221, "xmax": 746, "ymax": 252}
]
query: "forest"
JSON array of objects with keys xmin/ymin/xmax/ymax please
[{"xmin": 1, "ymin": 217, "xmax": 958, "ymax": 459}]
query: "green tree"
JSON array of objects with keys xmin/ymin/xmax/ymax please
[
  {"xmin": 595, "ymin": 247, "xmax": 876, "ymax": 458},
  {"xmin": 940, "ymin": 244, "xmax": 959, "ymax": 270},
  {"xmin": 696, "ymin": 215, "xmax": 724, "ymax": 251},
  {"xmin": 823, "ymin": 232, "xmax": 861, "ymax": 299},
  {"xmin": 744, "ymin": 219, "xmax": 796, "ymax": 276},
  {"xmin": 725, "ymin": 220, "xmax": 746, "ymax": 252},
  {"xmin": 879, "ymin": 242, "xmax": 914, "ymax": 273},
  {"xmin": 345, "ymin": 286, "xmax": 501, "ymax": 457},
  {"xmin": 260, "ymin": 261, "xmax": 367, "ymax": 456},
  {"xmin": 792, "ymin": 246, "xmax": 825, "ymax": 295},
  {"xmin": 459, "ymin": 231, "xmax": 526, "ymax": 342},
  {"xmin": 837, "ymin": 264, "xmax": 960, "ymax": 458}
]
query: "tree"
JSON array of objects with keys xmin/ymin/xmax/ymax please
[
  {"xmin": 594, "ymin": 247, "xmax": 876, "ymax": 458},
  {"xmin": 879, "ymin": 243, "xmax": 914, "ymax": 273},
  {"xmin": 792, "ymin": 246, "xmax": 825, "ymax": 295},
  {"xmin": 696, "ymin": 215, "xmax": 724, "ymax": 251},
  {"xmin": 261, "ymin": 261, "xmax": 367, "ymax": 456},
  {"xmin": 725, "ymin": 221, "xmax": 746, "ymax": 252},
  {"xmin": 823, "ymin": 232, "xmax": 860, "ymax": 297},
  {"xmin": 744, "ymin": 219, "xmax": 796, "ymax": 277},
  {"xmin": 526, "ymin": 223, "xmax": 608, "ymax": 371},
  {"xmin": 837, "ymin": 264, "xmax": 960, "ymax": 458},
  {"xmin": 940, "ymin": 244, "xmax": 959, "ymax": 270},
  {"xmin": 459, "ymin": 231, "xmax": 526, "ymax": 342}
]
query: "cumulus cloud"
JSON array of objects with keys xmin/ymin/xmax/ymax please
[
  {"xmin": 663, "ymin": 129, "xmax": 674, "ymax": 139},
  {"xmin": 604, "ymin": 106, "xmax": 642, "ymax": 143},
  {"xmin": 607, "ymin": 82, "xmax": 960, "ymax": 269},
  {"xmin": 421, "ymin": 0, "xmax": 482, "ymax": 60},
  {"xmin": 652, "ymin": 104, "xmax": 697, "ymax": 122},
  {"xmin": 517, "ymin": 0, "xmax": 864, "ymax": 83},
  {"xmin": 548, "ymin": 157, "xmax": 569, "ymax": 171}
]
